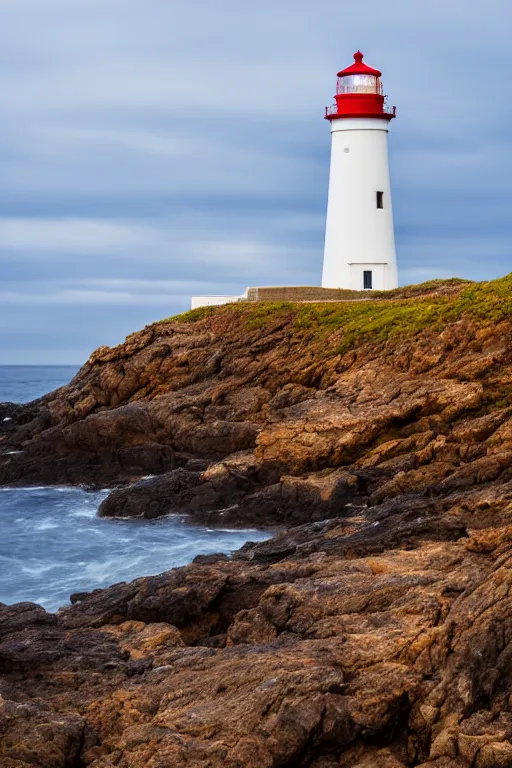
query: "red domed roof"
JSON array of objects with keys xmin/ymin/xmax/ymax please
[{"xmin": 337, "ymin": 51, "xmax": 382, "ymax": 78}]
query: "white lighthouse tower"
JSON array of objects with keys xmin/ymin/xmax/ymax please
[{"xmin": 322, "ymin": 51, "xmax": 398, "ymax": 291}]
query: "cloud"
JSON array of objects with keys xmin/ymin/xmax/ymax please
[
  {"xmin": 0, "ymin": 290, "xmax": 187, "ymax": 306},
  {"xmin": 0, "ymin": 215, "xmax": 321, "ymax": 275},
  {"xmin": 0, "ymin": 219, "xmax": 151, "ymax": 256}
]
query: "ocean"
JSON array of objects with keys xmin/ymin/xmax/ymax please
[
  {"xmin": 0, "ymin": 366, "xmax": 269, "ymax": 612},
  {"xmin": 0, "ymin": 364, "xmax": 80, "ymax": 404}
]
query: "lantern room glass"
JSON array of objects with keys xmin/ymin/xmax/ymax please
[{"xmin": 336, "ymin": 75, "xmax": 382, "ymax": 95}]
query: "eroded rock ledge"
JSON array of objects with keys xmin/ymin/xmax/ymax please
[{"xmin": 2, "ymin": 277, "xmax": 512, "ymax": 766}]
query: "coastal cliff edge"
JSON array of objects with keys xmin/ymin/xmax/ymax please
[{"xmin": 2, "ymin": 276, "xmax": 512, "ymax": 767}]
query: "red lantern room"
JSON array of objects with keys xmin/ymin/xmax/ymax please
[{"xmin": 325, "ymin": 51, "xmax": 396, "ymax": 121}]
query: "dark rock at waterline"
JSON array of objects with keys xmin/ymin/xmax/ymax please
[
  {"xmin": 0, "ymin": 400, "xmax": 48, "ymax": 438},
  {"xmin": 97, "ymin": 451, "xmax": 263, "ymax": 524},
  {"xmin": 98, "ymin": 468, "xmax": 205, "ymax": 519},
  {"xmin": 0, "ymin": 403, "xmax": 179, "ymax": 486},
  {"xmin": 98, "ymin": 454, "xmax": 364, "ymax": 528},
  {"xmin": 192, "ymin": 552, "xmax": 230, "ymax": 564}
]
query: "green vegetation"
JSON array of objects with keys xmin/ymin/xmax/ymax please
[
  {"xmin": 242, "ymin": 301, "xmax": 296, "ymax": 329},
  {"xmin": 158, "ymin": 305, "xmax": 227, "ymax": 324},
  {"xmin": 371, "ymin": 277, "xmax": 471, "ymax": 300},
  {"xmin": 293, "ymin": 273, "xmax": 512, "ymax": 351},
  {"xmin": 293, "ymin": 297, "xmax": 453, "ymax": 352},
  {"xmin": 158, "ymin": 274, "xmax": 512, "ymax": 354}
]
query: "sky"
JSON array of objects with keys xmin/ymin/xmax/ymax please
[{"xmin": 1, "ymin": 0, "xmax": 511, "ymax": 364}]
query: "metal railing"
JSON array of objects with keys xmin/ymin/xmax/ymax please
[
  {"xmin": 325, "ymin": 104, "xmax": 339, "ymax": 117},
  {"xmin": 383, "ymin": 96, "xmax": 396, "ymax": 115},
  {"xmin": 325, "ymin": 98, "xmax": 396, "ymax": 118}
]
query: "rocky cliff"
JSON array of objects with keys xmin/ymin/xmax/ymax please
[{"xmin": 2, "ymin": 275, "xmax": 512, "ymax": 767}]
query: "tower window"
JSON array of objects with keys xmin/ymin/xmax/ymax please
[
  {"xmin": 363, "ymin": 271, "xmax": 373, "ymax": 290},
  {"xmin": 376, "ymin": 191, "xmax": 384, "ymax": 209}
]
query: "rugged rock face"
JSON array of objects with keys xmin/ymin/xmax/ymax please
[
  {"xmin": 3, "ymin": 276, "xmax": 512, "ymax": 766},
  {"xmin": 2, "ymin": 500, "xmax": 512, "ymax": 767},
  {"xmin": 0, "ymin": 277, "xmax": 509, "ymax": 502}
]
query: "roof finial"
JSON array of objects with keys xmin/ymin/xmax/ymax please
[{"xmin": 354, "ymin": 51, "xmax": 364, "ymax": 63}]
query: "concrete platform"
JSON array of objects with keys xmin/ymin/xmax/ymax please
[{"xmin": 191, "ymin": 286, "xmax": 366, "ymax": 309}]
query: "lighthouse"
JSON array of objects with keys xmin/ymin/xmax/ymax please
[
  {"xmin": 190, "ymin": 51, "xmax": 399, "ymax": 309},
  {"xmin": 322, "ymin": 51, "xmax": 398, "ymax": 291}
]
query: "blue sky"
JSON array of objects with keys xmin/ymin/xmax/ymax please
[{"xmin": 1, "ymin": 0, "xmax": 511, "ymax": 364}]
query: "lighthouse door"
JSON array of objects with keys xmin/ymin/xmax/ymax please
[{"xmin": 349, "ymin": 263, "xmax": 385, "ymax": 291}]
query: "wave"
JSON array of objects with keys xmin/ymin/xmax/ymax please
[
  {"xmin": 70, "ymin": 508, "xmax": 98, "ymax": 519},
  {"xmin": 21, "ymin": 563, "xmax": 59, "ymax": 576},
  {"xmin": 34, "ymin": 520, "xmax": 59, "ymax": 531},
  {"xmin": 0, "ymin": 486, "xmax": 270, "ymax": 612}
]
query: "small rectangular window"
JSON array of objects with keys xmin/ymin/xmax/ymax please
[
  {"xmin": 376, "ymin": 191, "xmax": 384, "ymax": 209},
  {"xmin": 363, "ymin": 270, "xmax": 373, "ymax": 290}
]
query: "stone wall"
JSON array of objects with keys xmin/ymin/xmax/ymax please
[{"xmin": 245, "ymin": 285, "xmax": 362, "ymax": 302}]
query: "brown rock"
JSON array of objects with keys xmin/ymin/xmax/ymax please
[{"xmin": 3, "ymin": 284, "xmax": 512, "ymax": 765}]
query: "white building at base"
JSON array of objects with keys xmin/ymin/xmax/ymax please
[{"xmin": 190, "ymin": 291, "xmax": 248, "ymax": 310}]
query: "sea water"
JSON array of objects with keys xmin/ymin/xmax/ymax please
[
  {"xmin": 0, "ymin": 486, "xmax": 269, "ymax": 612},
  {"xmin": 0, "ymin": 365, "xmax": 79, "ymax": 404},
  {"xmin": 0, "ymin": 366, "xmax": 269, "ymax": 611}
]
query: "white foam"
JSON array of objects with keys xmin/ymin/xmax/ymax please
[
  {"xmin": 216, "ymin": 528, "xmax": 264, "ymax": 534},
  {"xmin": 84, "ymin": 556, "xmax": 145, "ymax": 581},
  {"xmin": 21, "ymin": 563, "xmax": 58, "ymax": 576},
  {"xmin": 71, "ymin": 509, "xmax": 96, "ymax": 519},
  {"xmin": 34, "ymin": 520, "xmax": 59, "ymax": 531},
  {"xmin": 0, "ymin": 486, "xmax": 48, "ymax": 492}
]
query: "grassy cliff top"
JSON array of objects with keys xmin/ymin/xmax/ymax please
[{"xmin": 157, "ymin": 274, "xmax": 512, "ymax": 354}]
